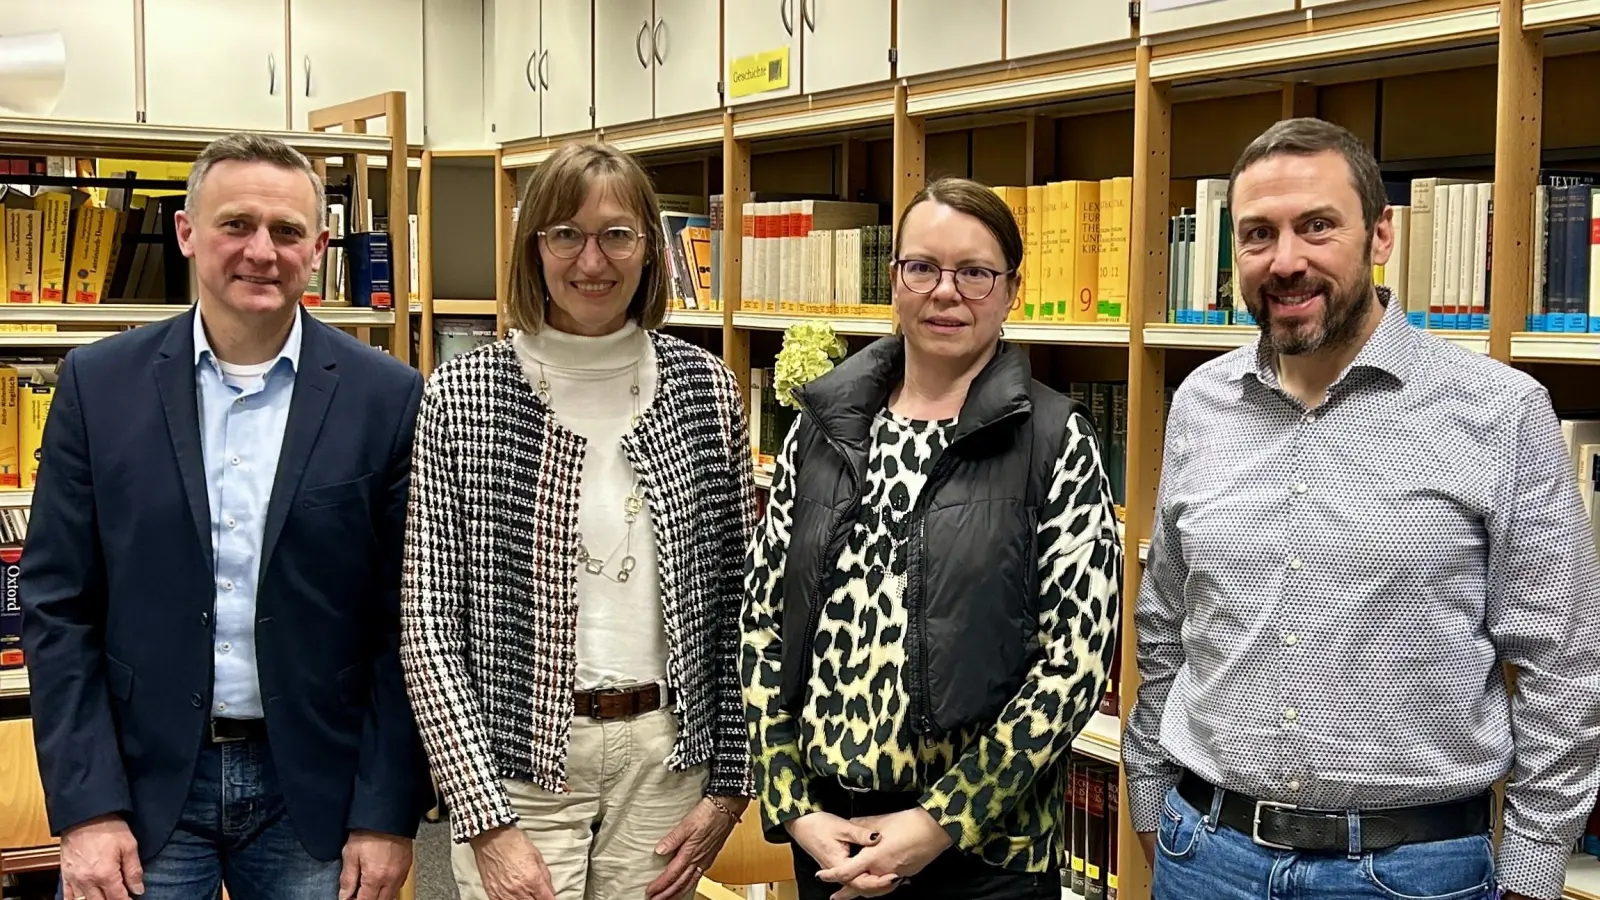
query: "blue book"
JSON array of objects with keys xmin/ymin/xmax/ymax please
[{"xmin": 346, "ymin": 231, "xmax": 393, "ymax": 310}]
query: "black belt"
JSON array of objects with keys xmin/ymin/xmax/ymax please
[
  {"xmin": 1177, "ymin": 770, "xmax": 1492, "ymax": 853},
  {"xmin": 208, "ymin": 718, "xmax": 268, "ymax": 744}
]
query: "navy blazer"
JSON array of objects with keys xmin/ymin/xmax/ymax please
[{"xmin": 19, "ymin": 305, "xmax": 431, "ymax": 862}]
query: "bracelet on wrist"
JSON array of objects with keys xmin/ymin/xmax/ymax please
[{"xmin": 706, "ymin": 795, "xmax": 741, "ymax": 823}]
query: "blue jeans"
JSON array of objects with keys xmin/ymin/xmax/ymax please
[
  {"xmin": 59, "ymin": 738, "xmax": 341, "ymax": 900},
  {"xmin": 1152, "ymin": 786, "xmax": 1498, "ymax": 900}
]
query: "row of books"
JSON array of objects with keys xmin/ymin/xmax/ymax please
[
  {"xmin": 991, "ymin": 178, "xmax": 1134, "ymax": 325},
  {"xmin": 737, "ymin": 198, "xmax": 888, "ymax": 316},
  {"xmin": 0, "ymin": 364, "xmax": 55, "ymax": 493},
  {"xmin": 1065, "ymin": 754, "xmax": 1119, "ymax": 900}
]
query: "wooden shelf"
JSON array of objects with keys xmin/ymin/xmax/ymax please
[
  {"xmin": 1006, "ymin": 322, "xmax": 1132, "ymax": 346},
  {"xmin": 1511, "ymin": 332, "xmax": 1600, "ymax": 363},
  {"xmin": 1071, "ymin": 711, "xmax": 1122, "ymax": 765},
  {"xmin": 665, "ymin": 309, "xmax": 726, "ymax": 329},
  {"xmin": 1568, "ymin": 854, "xmax": 1600, "ymax": 900},
  {"xmin": 0, "ymin": 305, "xmax": 394, "ymax": 327},
  {"xmin": 733, "ymin": 313, "xmax": 895, "ymax": 337},
  {"xmin": 413, "ymin": 299, "xmax": 498, "ymax": 316},
  {"xmin": 0, "ymin": 116, "xmax": 391, "ymax": 160},
  {"xmin": 0, "ymin": 331, "xmax": 118, "ymax": 348},
  {"xmin": 1142, "ymin": 324, "xmax": 1491, "ymax": 355}
]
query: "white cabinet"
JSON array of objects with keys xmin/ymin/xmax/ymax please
[
  {"xmin": 491, "ymin": 0, "xmax": 541, "ymax": 141},
  {"xmin": 0, "ymin": 0, "xmax": 137, "ymax": 122},
  {"xmin": 723, "ymin": 0, "xmax": 801, "ymax": 107},
  {"xmin": 291, "ymin": 0, "xmax": 426, "ymax": 145},
  {"xmin": 424, "ymin": 0, "xmax": 488, "ymax": 148},
  {"xmin": 595, "ymin": 0, "xmax": 654, "ymax": 128},
  {"xmin": 144, "ymin": 0, "xmax": 286, "ymax": 130},
  {"xmin": 897, "ymin": 0, "xmax": 1003, "ymax": 80},
  {"xmin": 800, "ymin": 0, "xmax": 891, "ymax": 96},
  {"xmin": 539, "ymin": 0, "xmax": 594, "ymax": 137},
  {"xmin": 651, "ymin": 0, "xmax": 720, "ymax": 120},
  {"xmin": 595, "ymin": 0, "xmax": 720, "ymax": 128},
  {"xmin": 1007, "ymin": 0, "xmax": 1131, "ymax": 60}
]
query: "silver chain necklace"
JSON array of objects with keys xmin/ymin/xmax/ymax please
[{"xmin": 536, "ymin": 357, "xmax": 645, "ymax": 584}]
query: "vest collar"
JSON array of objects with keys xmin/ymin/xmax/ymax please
[{"xmin": 793, "ymin": 336, "xmax": 1033, "ymax": 453}]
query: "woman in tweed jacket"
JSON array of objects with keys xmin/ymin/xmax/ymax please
[{"xmin": 400, "ymin": 141, "xmax": 756, "ymax": 900}]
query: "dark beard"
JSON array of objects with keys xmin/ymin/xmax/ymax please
[{"xmin": 1250, "ymin": 268, "xmax": 1374, "ymax": 357}]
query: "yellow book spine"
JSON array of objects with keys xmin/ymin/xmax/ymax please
[
  {"xmin": 35, "ymin": 192, "xmax": 70, "ymax": 303},
  {"xmin": 21, "ymin": 382, "xmax": 54, "ymax": 488},
  {"xmin": 5, "ymin": 210, "xmax": 40, "ymax": 304},
  {"xmin": 67, "ymin": 206, "xmax": 116, "ymax": 304},
  {"xmin": 1098, "ymin": 177, "xmax": 1132, "ymax": 323},
  {"xmin": 1001, "ymin": 187, "xmax": 1027, "ymax": 322},
  {"xmin": 1024, "ymin": 186, "xmax": 1044, "ymax": 321},
  {"xmin": 1071, "ymin": 181, "xmax": 1102, "ymax": 323},
  {"xmin": 1041, "ymin": 183, "xmax": 1064, "ymax": 320},
  {"xmin": 0, "ymin": 368, "xmax": 17, "ymax": 488}
]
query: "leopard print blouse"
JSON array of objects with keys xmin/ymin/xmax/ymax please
[{"xmin": 742, "ymin": 406, "xmax": 1122, "ymax": 872}]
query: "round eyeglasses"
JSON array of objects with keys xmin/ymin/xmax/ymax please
[
  {"xmin": 538, "ymin": 224, "xmax": 644, "ymax": 260},
  {"xmin": 893, "ymin": 259, "xmax": 1011, "ymax": 301}
]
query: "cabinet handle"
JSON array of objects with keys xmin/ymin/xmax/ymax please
[
  {"xmin": 803, "ymin": 0, "xmax": 815, "ymax": 31},
  {"xmin": 268, "ymin": 53, "xmax": 276, "ymax": 95},
  {"xmin": 526, "ymin": 51, "xmax": 537, "ymax": 91},
  {"xmin": 539, "ymin": 50, "xmax": 550, "ymax": 90},
  {"xmin": 653, "ymin": 19, "xmax": 667, "ymax": 65},
  {"xmin": 780, "ymin": 0, "xmax": 793, "ymax": 36},
  {"xmin": 303, "ymin": 55, "xmax": 311, "ymax": 97},
  {"xmin": 636, "ymin": 20, "xmax": 650, "ymax": 69}
]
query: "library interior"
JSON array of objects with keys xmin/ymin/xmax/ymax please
[{"xmin": 0, "ymin": 1, "xmax": 1596, "ymax": 899}]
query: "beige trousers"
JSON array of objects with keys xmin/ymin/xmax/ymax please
[{"xmin": 452, "ymin": 708, "xmax": 709, "ymax": 900}]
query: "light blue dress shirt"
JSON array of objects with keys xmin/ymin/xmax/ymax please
[{"xmin": 193, "ymin": 309, "xmax": 301, "ymax": 720}]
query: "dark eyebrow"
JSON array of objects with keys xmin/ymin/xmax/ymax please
[{"xmin": 1236, "ymin": 205, "xmax": 1344, "ymax": 233}]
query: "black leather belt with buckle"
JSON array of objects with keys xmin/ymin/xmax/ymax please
[
  {"xmin": 208, "ymin": 718, "xmax": 268, "ymax": 744},
  {"xmin": 572, "ymin": 684, "xmax": 673, "ymax": 720},
  {"xmin": 1177, "ymin": 770, "xmax": 1492, "ymax": 852}
]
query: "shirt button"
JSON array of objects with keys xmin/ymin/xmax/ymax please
[
  {"xmin": 226, "ymin": 517, "xmax": 236, "ymax": 529},
  {"xmin": 230, "ymin": 456, "xmax": 241, "ymax": 466},
  {"xmin": 221, "ymin": 580, "xmax": 234, "ymax": 592},
  {"xmin": 1288, "ymin": 780, "xmax": 1301, "ymax": 791},
  {"xmin": 216, "ymin": 702, "xmax": 227, "ymax": 713},
  {"xmin": 1289, "ymin": 556, "xmax": 1303, "ymax": 570},
  {"xmin": 1293, "ymin": 483, "xmax": 1307, "ymax": 495},
  {"xmin": 219, "ymin": 642, "xmax": 231, "ymax": 653},
  {"xmin": 1284, "ymin": 634, "xmax": 1300, "ymax": 646},
  {"xmin": 1284, "ymin": 707, "xmax": 1299, "ymax": 721}
]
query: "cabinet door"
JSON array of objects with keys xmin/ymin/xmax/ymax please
[
  {"xmin": 896, "ymin": 0, "xmax": 1002, "ymax": 80},
  {"xmin": 0, "ymin": 0, "xmax": 136, "ymax": 122},
  {"xmin": 723, "ymin": 0, "xmax": 801, "ymax": 107},
  {"xmin": 652, "ymin": 0, "xmax": 720, "ymax": 120},
  {"xmin": 291, "ymin": 0, "xmax": 426, "ymax": 145},
  {"xmin": 594, "ymin": 0, "xmax": 654, "ymax": 129},
  {"xmin": 539, "ymin": 0, "xmax": 593, "ymax": 136},
  {"xmin": 800, "ymin": 0, "xmax": 890, "ymax": 96},
  {"xmin": 145, "ymin": 0, "xmax": 287, "ymax": 130},
  {"xmin": 1007, "ymin": 0, "xmax": 1131, "ymax": 60},
  {"xmin": 492, "ymin": 0, "xmax": 541, "ymax": 141},
  {"xmin": 425, "ymin": 0, "xmax": 487, "ymax": 148}
]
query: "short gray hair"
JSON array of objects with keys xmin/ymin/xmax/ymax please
[
  {"xmin": 186, "ymin": 132, "xmax": 326, "ymax": 229},
  {"xmin": 1229, "ymin": 117, "xmax": 1386, "ymax": 235}
]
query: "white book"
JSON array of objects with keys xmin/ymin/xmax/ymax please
[{"xmin": 1470, "ymin": 184, "xmax": 1491, "ymax": 327}]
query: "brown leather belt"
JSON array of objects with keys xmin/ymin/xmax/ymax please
[{"xmin": 573, "ymin": 684, "xmax": 673, "ymax": 720}]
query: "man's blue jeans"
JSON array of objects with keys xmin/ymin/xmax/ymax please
[
  {"xmin": 59, "ymin": 738, "xmax": 341, "ymax": 900},
  {"xmin": 1152, "ymin": 785, "xmax": 1498, "ymax": 900}
]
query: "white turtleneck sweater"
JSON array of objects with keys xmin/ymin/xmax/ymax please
[{"xmin": 511, "ymin": 321, "xmax": 668, "ymax": 692}]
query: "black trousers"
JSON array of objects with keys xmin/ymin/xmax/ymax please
[{"xmin": 790, "ymin": 778, "xmax": 1059, "ymax": 900}]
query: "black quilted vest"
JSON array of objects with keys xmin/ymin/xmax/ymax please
[{"xmin": 776, "ymin": 336, "xmax": 1085, "ymax": 739}]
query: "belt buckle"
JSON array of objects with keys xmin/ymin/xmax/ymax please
[
  {"xmin": 208, "ymin": 720, "xmax": 245, "ymax": 744},
  {"xmin": 580, "ymin": 688, "xmax": 610, "ymax": 719},
  {"xmin": 1251, "ymin": 799, "xmax": 1299, "ymax": 850}
]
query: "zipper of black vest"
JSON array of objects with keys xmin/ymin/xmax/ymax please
[
  {"xmin": 793, "ymin": 396, "xmax": 864, "ymax": 697},
  {"xmin": 905, "ymin": 448, "xmax": 960, "ymax": 738}
]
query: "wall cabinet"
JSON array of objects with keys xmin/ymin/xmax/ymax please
[
  {"xmin": 491, "ymin": 0, "xmax": 542, "ymax": 141},
  {"xmin": 539, "ymin": 0, "xmax": 595, "ymax": 137},
  {"xmin": 897, "ymin": 0, "xmax": 1003, "ymax": 80},
  {"xmin": 145, "ymin": 0, "xmax": 287, "ymax": 130},
  {"xmin": 800, "ymin": 0, "xmax": 892, "ymax": 96},
  {"xmin": 1006, "ymin": 0, "xmax": 1132, "ymax": 61},
  {"xmin": 424, "ymin": 0, "xmax": 488, "ymax": 148},
  {"xmin": 291, "ymin": 0, "xmax": 426, "ymax": 145},
  {"xmin": 0, "ymin": 0, "xmax": 137, "ymax": 123},
  {"xmin": 595, "ymin": 0, "xmax": 719, "ymax": 128},
  {"xmin": 723, "ymin": 0, "xmax": 802, "ymax": 107}
]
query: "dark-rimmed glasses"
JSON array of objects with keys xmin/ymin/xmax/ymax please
[
  {"xmin": 538, "ymin": 225, "xmax": 644, "ymax": 260},
  {"xmin": 893, "ymin": 259, "xmax": 1011, "ymax": 301}
]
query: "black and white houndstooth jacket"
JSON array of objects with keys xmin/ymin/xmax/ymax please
[{"xmin": 399, "ymin": 330, "xmax": 757, "ymax": 843}]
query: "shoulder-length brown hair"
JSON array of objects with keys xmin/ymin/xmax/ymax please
[{"xmin": 507, "ymin": 141, "xmax": 669, "ymax": 334}]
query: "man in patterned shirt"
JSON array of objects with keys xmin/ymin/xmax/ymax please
[{"xmin": 1124, "ymin": 116, "xmax": 1600, "ymax": 900}]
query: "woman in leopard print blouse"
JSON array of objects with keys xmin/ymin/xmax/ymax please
[{"xmin": 741, "ymin": 177, "xmax": 1123, "ymax": 900}]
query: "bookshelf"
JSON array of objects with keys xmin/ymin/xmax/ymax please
[{"xmin": 504, "ymin": 2, "xmax": 1600, "ymax": 896}]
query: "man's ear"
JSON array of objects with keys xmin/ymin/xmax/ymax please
[
  {"xmin": 1369, "ymin": 204, "xmax": 1395, "ymax": 268},
  {"xmin": 173, "ymin": 209, "xmax": 197, "ymax": 260}
]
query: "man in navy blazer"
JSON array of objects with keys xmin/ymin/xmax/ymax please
[{"xmin": 20, "ymin": 133, "xmax": 429, "ymax": 900}]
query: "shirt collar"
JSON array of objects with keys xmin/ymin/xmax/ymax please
[
  {"xmin": 1227, "ymin": 285, "xmax": 1415, "ymax": 388},
  {"xmin": 193, "ymin": 303, "xmax": 303, "ymax": 374}
]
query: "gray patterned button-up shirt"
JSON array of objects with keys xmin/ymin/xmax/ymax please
[{"xmin": 1123, "ymin": 288, "xmax": 1600, "ymax": 899}]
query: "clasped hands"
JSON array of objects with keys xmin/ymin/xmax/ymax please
[{"xmin": 786, "ymin": 807, "xmax": 954, "ymax": 900}]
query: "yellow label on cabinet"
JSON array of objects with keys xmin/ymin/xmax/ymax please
[{"xmin": 728, "ymin": 47, "xmax": 791, "ymax": 98}]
